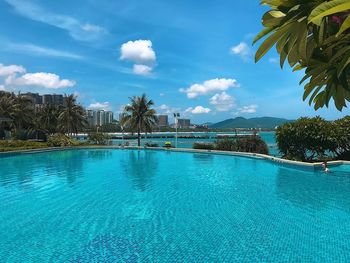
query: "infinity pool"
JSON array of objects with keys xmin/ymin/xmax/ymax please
[{"xmin": 1, "ymin": 149, "xmax": 350, "ymax": 262}]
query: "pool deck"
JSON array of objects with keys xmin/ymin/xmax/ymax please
[{"xmin": 0, "ymin": 146, "xmax": 349, "ymax": 171}]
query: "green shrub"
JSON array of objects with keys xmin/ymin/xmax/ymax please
[
  {"xmin": 215, "ymin": 138, "xmax": 236, "ymax": 151},
  {"xmin": 0, "ymin": 140, "xmax": 48, "ymax": 152},
  {"xmin": 193, "ymin": 142, "xmax": 214, "ymax": 150},
  {"xmin": 276, "ymin": 116, "xmax": 350, "ymax": 161},
  {"xmin": 333, "ymin": 116, "xmax": 350, "ymax": 160},
  {"xmin": 87, "ymin": 132, "xmax": 110, "ymax": 145},
  {"xmin": 145, "ymin": 142, "xmax": 159, "ymax": 147},
  {"xmin": 214, "ymin": 136, "xmax": 268, "ymax": 154},
  {"xmin": 47, "ymin": 134, "xmax": 80, "ymax": 147},
  {"xmin": 234, "ymin": 136, "xmax": 269, "ymax": 155},
  {"xmin": 215, "ymin": 135, "xmax": 269, "ymax": 154}
]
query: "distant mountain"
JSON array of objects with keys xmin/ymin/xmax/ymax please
[{"xmin": 210, "ymin": 117, "xmax": 292, "ymax": 129}]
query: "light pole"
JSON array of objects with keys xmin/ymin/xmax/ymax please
[
  {"xmin": 173, "ymin": 113, "xmax": 180, "ymax": 148},
  {"xmin": 121, "ymin": 124, "xmax": 124, "ymax": 146}
]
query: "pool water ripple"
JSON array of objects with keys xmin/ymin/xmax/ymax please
[{"xmin": 1, "ymin": 149, "xmax": 350, "ymax": 262}]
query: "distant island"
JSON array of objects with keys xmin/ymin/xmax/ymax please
[{"xmin": 209, "ymin": 117, "xmax": 292, "ymax": 129}]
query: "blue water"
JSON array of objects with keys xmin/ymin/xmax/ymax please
[
  {"xmin": 112, "ymin": 131, "xmax": 280, "ymax": 156},
  {"xmin": 1, "ymin": 149, "xmax": 350, "ymax": 262}
]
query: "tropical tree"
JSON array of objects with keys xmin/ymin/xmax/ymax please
[
  {"xmin": 0, "ymin": 93, "xmax": 35, "ymax": 138},
  {"xmin": 37, "ymin": 104, "xmax": 61, "ymax": 134},
  {"xmin": 276, "ymin": 117, "xmax": 336, "ymax": 161},
  {"xmin": 58, "ymin": 94, "xmax": 87, "ymax": 135},
  {"xmin": 0, "ymin": 93, "xmax": 16, "ymax": 120},
  {"xmin": 121, "ymin": 94, "xmax": 158, "ymax": 147},
  {"xmin": 12, "ymin": 95, "xmax": 34, "ymax": 133},
  {"xmin": 254, "ymin": 0, "xmax": 350, "ymax": 110}
]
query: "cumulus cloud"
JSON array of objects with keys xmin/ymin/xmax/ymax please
[
  {"xmin": 0, "ymin": 63, "xmax": 76, "ymax": 89},
  {"xmin": 157, "ymin": 104, "xmax": 181, "ymax": 115},
  {"xmin": 185, "ymin": 106, "xmax": 211, "ymax": 114},
  {"xmin": 133, "ymin": 64, "xmax": 153, "ymax": 76},
  {"xmin": 0, "ymin": 85, "xmax": 5, "ymax": 91},
  {"xmin": 5, "ymin": 72, "xmax": 75, "ymax": 89},
  {"xmin": 88, "ymin": 102, "xmax": 111, "ymax": 110},
  {"xmin": 0, "ymin": 63, "xmax": 26, "ymax": 76},
  {"xmin": 120, "ymin": 40, "xmax": 156, "ymax": 75},
  {"xmin": 180, "ymin": 78, "xmax": 239, "ymax": 99},
  {"xmin": 236, "ymin": 104, "xmax": 258, "ymax": 114},
  {"xmin": 120, "ymin": 40, "xmax": 156, "ymax": 64},
  {"xmin": 5, "ymin": 0, "xmax": 107, "ymax": 42},
  {"xmin": 230, "ymin": 42, "xmax": 252, "ymax": 62},
  {"xmin": 209, "ymin": 92, "xmax": 236, "ymax": 112}
]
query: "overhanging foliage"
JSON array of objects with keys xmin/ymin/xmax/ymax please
[{"xmin": 255, "ymin": 0, "xmax": 350, "ymax": 110}]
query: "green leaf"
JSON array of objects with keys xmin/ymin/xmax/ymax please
[
  {"xmin": 288, "ymin": 40, "xmax": 299, "ymax": 67},
  {"xmin": 262, "ymin": 10, "xmax": 286, "ymax": 27},
  {"xmin": 334, "ymin": 86, "xmax": 346, "ymax": 110},
  {"xmin": 293, "ymin": 64, "xmax": 304, "ymax": 72},
  {"xmin": 253, "ymin": 27, "xmax": 274, "ymax": 45},
  {"xmin": 337, "ymin": 15, "xmax": 350, "ymax": 36},
  {"xmin": 280, "ymin": 47, "xmax": 288, "ymax": 68},
  {"xmin": 303, "ymin": 83, "xmax": 314, "ymax": 101},
  {"xmin": 309, "ymin": 0, "xmax": 350, "ymax": 26},
  {"xmin": 337, "ymin": 52, "xmax": 350, "ymax": 78},
  {"xmin": 298, "ymin": 23, "xmax": 308, "ymax": 62},
  {"xmin": 314, "ymin": 92, "xmax": 325, "ymax": 110},
  {"xmin": 308, "ymin": 85, "xmax": 323, "ymax": 105},
  {"xmin": 255, "ymin": 22, "xmax": 294, "ymax": 62}
]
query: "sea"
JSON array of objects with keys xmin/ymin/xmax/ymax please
[{"xmin": 109, "ymin": 131, "xmax": 280, "ymax": 156}]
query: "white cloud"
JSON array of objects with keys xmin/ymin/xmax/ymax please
[
  {"xmin": 157, "ymin": 104, "xmax": 181, "ymax": 115},
  {"xmin": 269, "ymin": 57, "xmax": 279, "ymax": 64},
  {"xmin": 180, "ymin": 78, "xmax": 239, "ymax": 98},
  {"xmin": 0, "ymin": 85, "xmax": 5, "ymax": 91},
  {"xmin": 230, "ymin": 42, "xmax": 252, "ymax": 62},
  {"xmin": 0, "ymin": 63, "xmax": 26, "ymax": 76},
  {"xmin": 159, "ymin": 93, "xmax": 165, "ymax": 96},
  {"xmin": 236, "ymin": 104, "xmax": 258, "ymax": 114},
  {"xmin": 81, "ymin": 23, "xmax": 106, "ymax": 33},
  {"xmin": 120, "ymin": 40, "xmax": 156, "ymax": 64},
  {"xmin": 133, "ymin": 64, "xmax": 153, "ymax": 75},
  {"xmin": 88, "ymin": 102, "xmax": 111, "ymax": 110},
  {"xmin": 3, "ymin": 42, "xmax": 84, "ymax": 60},
  {"xmin": 185, "ymin": 106, "xmax": 211, "ymax": 114},
  {"xmin": 5, "ymin": 0, "xmax": 107, "ymax": 42},
  {"xmin": 209, "ymin": 92, "xmax": 236, "ymax": 112},
  {"xmin": 120, "ymin": 40, "xmax": 156, "ymax": 76},
  {"xmin": 6, "ymin": 72, "xmax": 75, "ymax": 89}
]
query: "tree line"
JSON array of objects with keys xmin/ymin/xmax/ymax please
[
  {"xmin": 0, "ymin": 92, "xmax": 158, "ymax": 147},
  {"xmin": 0, "ymin": 91, "xmax": 87, "ymax": 139}
]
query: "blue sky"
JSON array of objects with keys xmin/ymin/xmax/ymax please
[{"xmin": 0, "ymin": 0, "xmax": 348, "ymax": 123}]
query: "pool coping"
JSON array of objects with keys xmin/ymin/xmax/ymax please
[{"xmin": 1, "ymin": 145, "xmax": 349, "ymax": 171}]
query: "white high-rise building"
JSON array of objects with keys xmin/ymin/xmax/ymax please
[{"xmin": 87, "ymin": 110, "xmax": 114, "ymax": 127}]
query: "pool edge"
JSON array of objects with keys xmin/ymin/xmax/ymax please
[{"xmin": 0, "ymin": 146, "xmax": 348, "ymax": 171}]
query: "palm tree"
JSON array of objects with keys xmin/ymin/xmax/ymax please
[
  {"xmin": 38, "ymin": 104, "xmax": 61, "ymax": 134},
  {"xmin": 58, "ymin": 94, "xmax": 87, "ymax": 135},
  {"xmin": 13, "ymin": 95, "xmax": 34, "ymax": 132},
  {"xmin": 121, "ymin": 94, "xmax": 158, "ymax": 147},
  {"xmin": 0, "ymin": 93, "xmax": 34, "ymax": 134}
]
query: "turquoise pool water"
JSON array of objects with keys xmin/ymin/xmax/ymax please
[{"xmin": 1, "ymin": 149, "xmax": 350, "ymax": 262}]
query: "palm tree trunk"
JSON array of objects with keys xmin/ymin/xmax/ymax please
[{"xmin": 137, "ymin": 121, "xmax": 141, "ymax": 147}]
